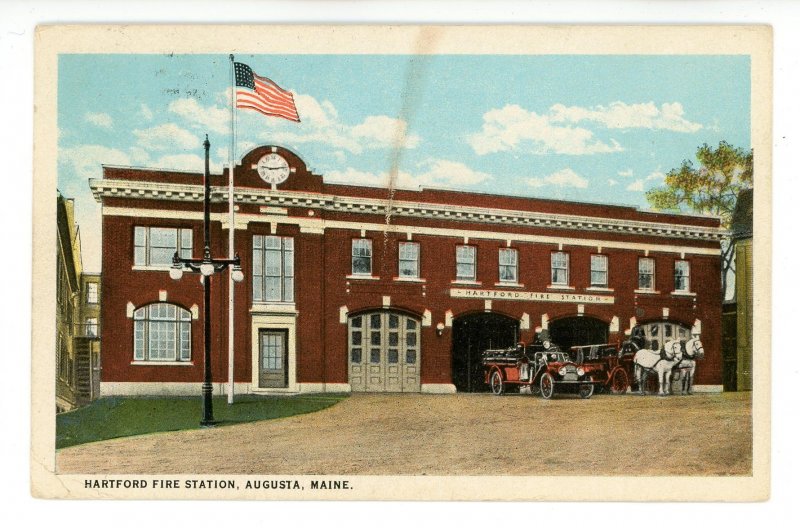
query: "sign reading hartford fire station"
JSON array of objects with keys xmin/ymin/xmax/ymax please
[{"xmin": 449, "ymin": 288, "xmax": 615, "ymax": 304}]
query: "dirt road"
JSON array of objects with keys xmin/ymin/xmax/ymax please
[{"xmin": 56, "ymin": 392, "xmax": 751, "ymax": 476}]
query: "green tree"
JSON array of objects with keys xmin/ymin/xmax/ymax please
[{"xmin": 646, "ymin": 141, "xmax": 753, "ymax": 298}]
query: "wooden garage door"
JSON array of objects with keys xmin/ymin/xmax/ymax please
[{"xmin": 348, "ymin": 312, "xmax": 420, "ymax": 393}]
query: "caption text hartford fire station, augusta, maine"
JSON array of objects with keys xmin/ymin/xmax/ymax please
[{"xmin": 91, "ymin": 145, "xmax": 726, "ymax": 395}]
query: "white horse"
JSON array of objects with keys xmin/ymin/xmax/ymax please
[
  {"xmin": 673, "ymin": 337, "xmax": 705, "ymax": 395},
  {"xmin": 633, "ymin": 339, "xmax": 684, "ymax": 396}
]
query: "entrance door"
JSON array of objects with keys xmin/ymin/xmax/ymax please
[
  {"xmin": 548, "ymin": 316, "xmax": 609, "ymax": 352},
  {"xmin": 348, "ymin": 312, "xmax": 421, "ymax": 392},
  {"xmin": 452, "ymin": 313, "xmax": 520, "ymax": 392},
  {"xmin": 259, "ymin": 329, "xmax": 288, "ymax": 388}
]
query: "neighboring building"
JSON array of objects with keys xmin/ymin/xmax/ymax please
[
  {"xmin": 91, "ymin": 145, "xmax": 726, "ymax": 396},
  {"xmin": 731, "ymin": 188, "xmax": 753, "ymax": 391},
  {"xmin": 56, "ymin": 192, "xmax": 82, "ymax": 412},
  {"xmin": 77, "ymin": 273, "xmax": 102, "ymax": 402},
  {"xmin": 56, "ymin": 192, "xmax": 102, "ymax": 412}
]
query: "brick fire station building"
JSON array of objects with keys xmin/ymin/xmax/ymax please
[{"xmin": 91, "ymin": 145, "xmax": 726, "ymax": 395}]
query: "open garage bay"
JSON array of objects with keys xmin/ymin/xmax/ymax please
[{"xmin": 56, "ymin": 392, "xmax": 751, "ymax": 476}]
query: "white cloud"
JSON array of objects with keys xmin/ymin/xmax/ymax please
[
  {"xmin": 84, "ymin": 112, "xmax": 113, "ymax": 129},
  {"xmin": 168, "ymin": 98, "xmax": 230, "ymax": 134},
  {"xmin": 140, "ymin": 104, "xmax": 154, "ymax": 121},
  {"xmin": 178, "ymin": 90, "xmax": 421, "ymax": 155},
  {"xmin": 350, "ymin": 115, "xmax": 421, "ymax": 150},
  {"xmin": 132, "ymin": 123, "xmax": 200, "ymax": 151},
  {"xmin": 468, "ymin": 104, "xmax": 623, "ymax": 156},
  {"xmin": 527, "ymin": 168, "xmax": 589, "ymax": 189},
  {"xmin": 59, "ymin": 144, "xmax": 131, "ymax": 180},
  {"xmin": 617, "ymin": 168, "xmax": 634, "ymax": 177},
  {"xmin": 608, "ymin": 179, "xmax": 618, "ymax": 186},
  {"xmin": 247, "ymin": 92, "xmax": 421, "ymax": 154},
  {"xmin": 646, "ymin": 170, "xmax": 666, "ymax": 181},
  {"xmin": 325, "ymin": 159, "xmax": 491, "ymax": 190},
  {"xmin": 550, "ymin": 101, "xmax": 702, "ymax": 133},
  {"xmin": 626, "ymin": 180, "xmax": 645, "ymax": 192}
]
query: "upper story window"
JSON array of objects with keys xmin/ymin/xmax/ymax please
[
  {"xmin": 638, "ymin": 257, "xmax": 655, "ymax": 291},
  {"xmin": 455, "ymin": 245, "xmax": 476, "ymax": 282},
  {"xmin": 133, "ymin": 303, "xmax": 191, "ymax": 362},
  {"xmin": 551, "ymin": 251, "xmax": 570, "ymax": 286},
  {"xmin": 253, "ymin": 235, "xmax": 294, "ymax": 303},
  {"xmin": 674, "ymin": 260, "xmax": 690, "ymax": 292},
  {"xmin": 498, "ymin": 248, "xmax": 518, "ymax": 283},
  {"xmin": 86, "ymin": 283, "xmax": 98, "ymax": 304},
  {"xmin": 398, "ymin": 242, "xmax": 420, "ymax": 278},
  {"xmin": 134, "ymin": 226, "xmax": 192, "ymax": 268},
  {"xmin": 352, "ymin": 239, "xmax": 373, "ymax": 276},
  {"xmin": 590, "ymin": 254, "xmax": 608, "ymax": 287},
  {"xmin": 85, "ymin": 317, "xmax": 98, "ymax": 337}
]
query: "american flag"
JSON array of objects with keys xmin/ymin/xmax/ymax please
[{"xmin": 234, "ymin": 62, "xmax": 300, "ymax": 122}]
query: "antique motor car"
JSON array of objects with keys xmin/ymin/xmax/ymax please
[
  {"xmin": 482, "ymin": 339, "xmax": 602, "ymax": 399},
  {"xmin": 569, "ymin": 343, "xmax": 634, "ymax": 394}
]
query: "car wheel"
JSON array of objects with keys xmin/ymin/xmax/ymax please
[
  {"xmin": 579, "ymin": 384, "xmax": 594, "ymax": 399},
  {"xmin": 540, "ymin": 373, "xmax": 555, "ymax": 399},
  {"xmin": 610, "ymin": 369, "xmax": 628, "ymax": 395},
  {"xmin": 490, "ymin": 370, "xmax": 505, "ymax": 396}
]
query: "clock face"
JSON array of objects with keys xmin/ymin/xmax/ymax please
[{"xmin": 256, "ymin": 153, "xmax": 290, "ymax": 185}]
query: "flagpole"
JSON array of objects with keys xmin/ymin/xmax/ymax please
[{"xmin": 227, "ymin": 54, "xmax": 236, "ymax": 405}]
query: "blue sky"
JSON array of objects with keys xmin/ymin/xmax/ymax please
[{"xmin": 58, "ymin": 54, "xmax": 751, "ymax": 271}]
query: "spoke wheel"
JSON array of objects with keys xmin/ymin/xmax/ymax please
[
  {"xmin": 540, "ymin": 373, "xmax": 555, "ymax": 400},
  {"xmin": 610, "ymin": 369, "xmax": 629, "ymax": 395},
  {"xmin": 579, "ymin": 384, "xmax": 594, "ymax": 399},
  {"xmin": 490, "ymin": 370, "xmax": 505, "ymax": 396}
]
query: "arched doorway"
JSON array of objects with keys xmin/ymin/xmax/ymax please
[
  {"xmin": 348, "ymin": 311, "xmax": 421, "ymax": 393},
  {"xmin": 548, "ymin": 316, "xmax": 609, "ymax": 351},
  {"xmin": 452, "ymin": 312, "xmax": 520, "ymax": 392}
]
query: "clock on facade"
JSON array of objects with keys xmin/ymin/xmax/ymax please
[{"xmin": 255, "ymin": 153, "xmax": 291, "ymax": 185}]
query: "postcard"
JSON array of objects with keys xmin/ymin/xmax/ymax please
[{"xmin": 32, "ymin": 24, "xmax": 771, "ymax": 500}]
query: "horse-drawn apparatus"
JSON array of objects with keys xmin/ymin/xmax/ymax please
[{"xmin": 480, "ymin": 327, "xmax": 705, "ymax": 398}]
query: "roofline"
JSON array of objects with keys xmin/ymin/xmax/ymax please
[{"xmin": 99, "ymin": 165, "xmax": 723, "ymax": 223}]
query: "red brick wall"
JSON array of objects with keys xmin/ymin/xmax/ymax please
[{"xmin": 98, "ymin": 147, "xmax": 723, "ymax": 389}]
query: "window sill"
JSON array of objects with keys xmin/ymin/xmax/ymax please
[
  {"xmin": 586, "ymin": 286, "xmax": 614, "ymax": 293},
  {"xmin": 346, "ymin": 275, "xmax": 380, "ymax": 281},
  {"xmin": 451, "ymin": 280, "xmax": 482, "ymax": 286},
  {"xmin": 634, "ymin": 289, "xmax": 661, "ymax": 295},
  {"xmin": 547, "ymin": 284, "xmax": 575, "ymax": 291},
  {"xmin": 671, "ymin": 291, "xmax": 696, "ymax": 297},
  {"xmin": 494, "ymin": 282, "xmax": 525, "ymax": 288},
  {"xmin": 250, "ymin": 303, "xmax": 298, "ymax": 315},
  {"xmin": 131, "ymin": 361, "xmax": 194, "ymax": 366},
  {"xmin": 393, "ymin": 277, "xmax": 426, "ymax": 283},
  {"xmin": 132, "ymin": 265, "xmax": 173, "ymax": 272}
]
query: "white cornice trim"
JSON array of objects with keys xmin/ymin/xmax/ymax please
[
  {"xmin": 101, "ymin": 206, "xmax": 721, "ymax": 257},
  {"xmin": 90, "ymin": 178, "xmax": 728, "ymax": 241}
]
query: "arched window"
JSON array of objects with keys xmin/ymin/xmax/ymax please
[
  {"xmin": 644, "ymin": 321, "xmax": 691, "ymax": 351},
  {"xmin": 133, "ymin": 303, "xmax": 192, "ymax": 362}
]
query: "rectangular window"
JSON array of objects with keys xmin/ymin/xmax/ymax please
[
  {"xmin": 134, "ymin": 226, "xmax": 192, "ymax": 267},
  {"xmin": 351, "ymin": 239, "xmax": 373, "ymax": 276},
  {"xmin": 590, "ymin": 254, "xmax": 608, "ymax": 287},
  {"xmin": 551, "ymin": 252, "xmax": 570, "ymax": 285},
  {"xmin": 86, "ymin": 283, "xmax": 98, "ymax": 304},
  {"xmin": 85, "ymin": 318, "xmax": 98, "ymax": 337},
  {"xmin": 398, "ymin": 242, "xmax": 420, "ymax": 278},
  {"xmin": 638, "ymin": 257, "xmax": 655, "ymax": 291},
  {"xmin": 455, "ymin": 245, "xmax": 476, "ymax": 281},
  {"xmin": 674, "ymin": 260, "xmax": 690, "ymax": 292},
  {"xmin": 252, "ymin": 235, "xmax": 294, "ymax": 303},
  {"xmin": 498, "ymin": 248, "xmax": 518, "ymax": 283}
]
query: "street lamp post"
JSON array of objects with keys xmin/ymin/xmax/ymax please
[{"xmin": 170, "ymin": 135, "xmax": 244, "ymax": 427}]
